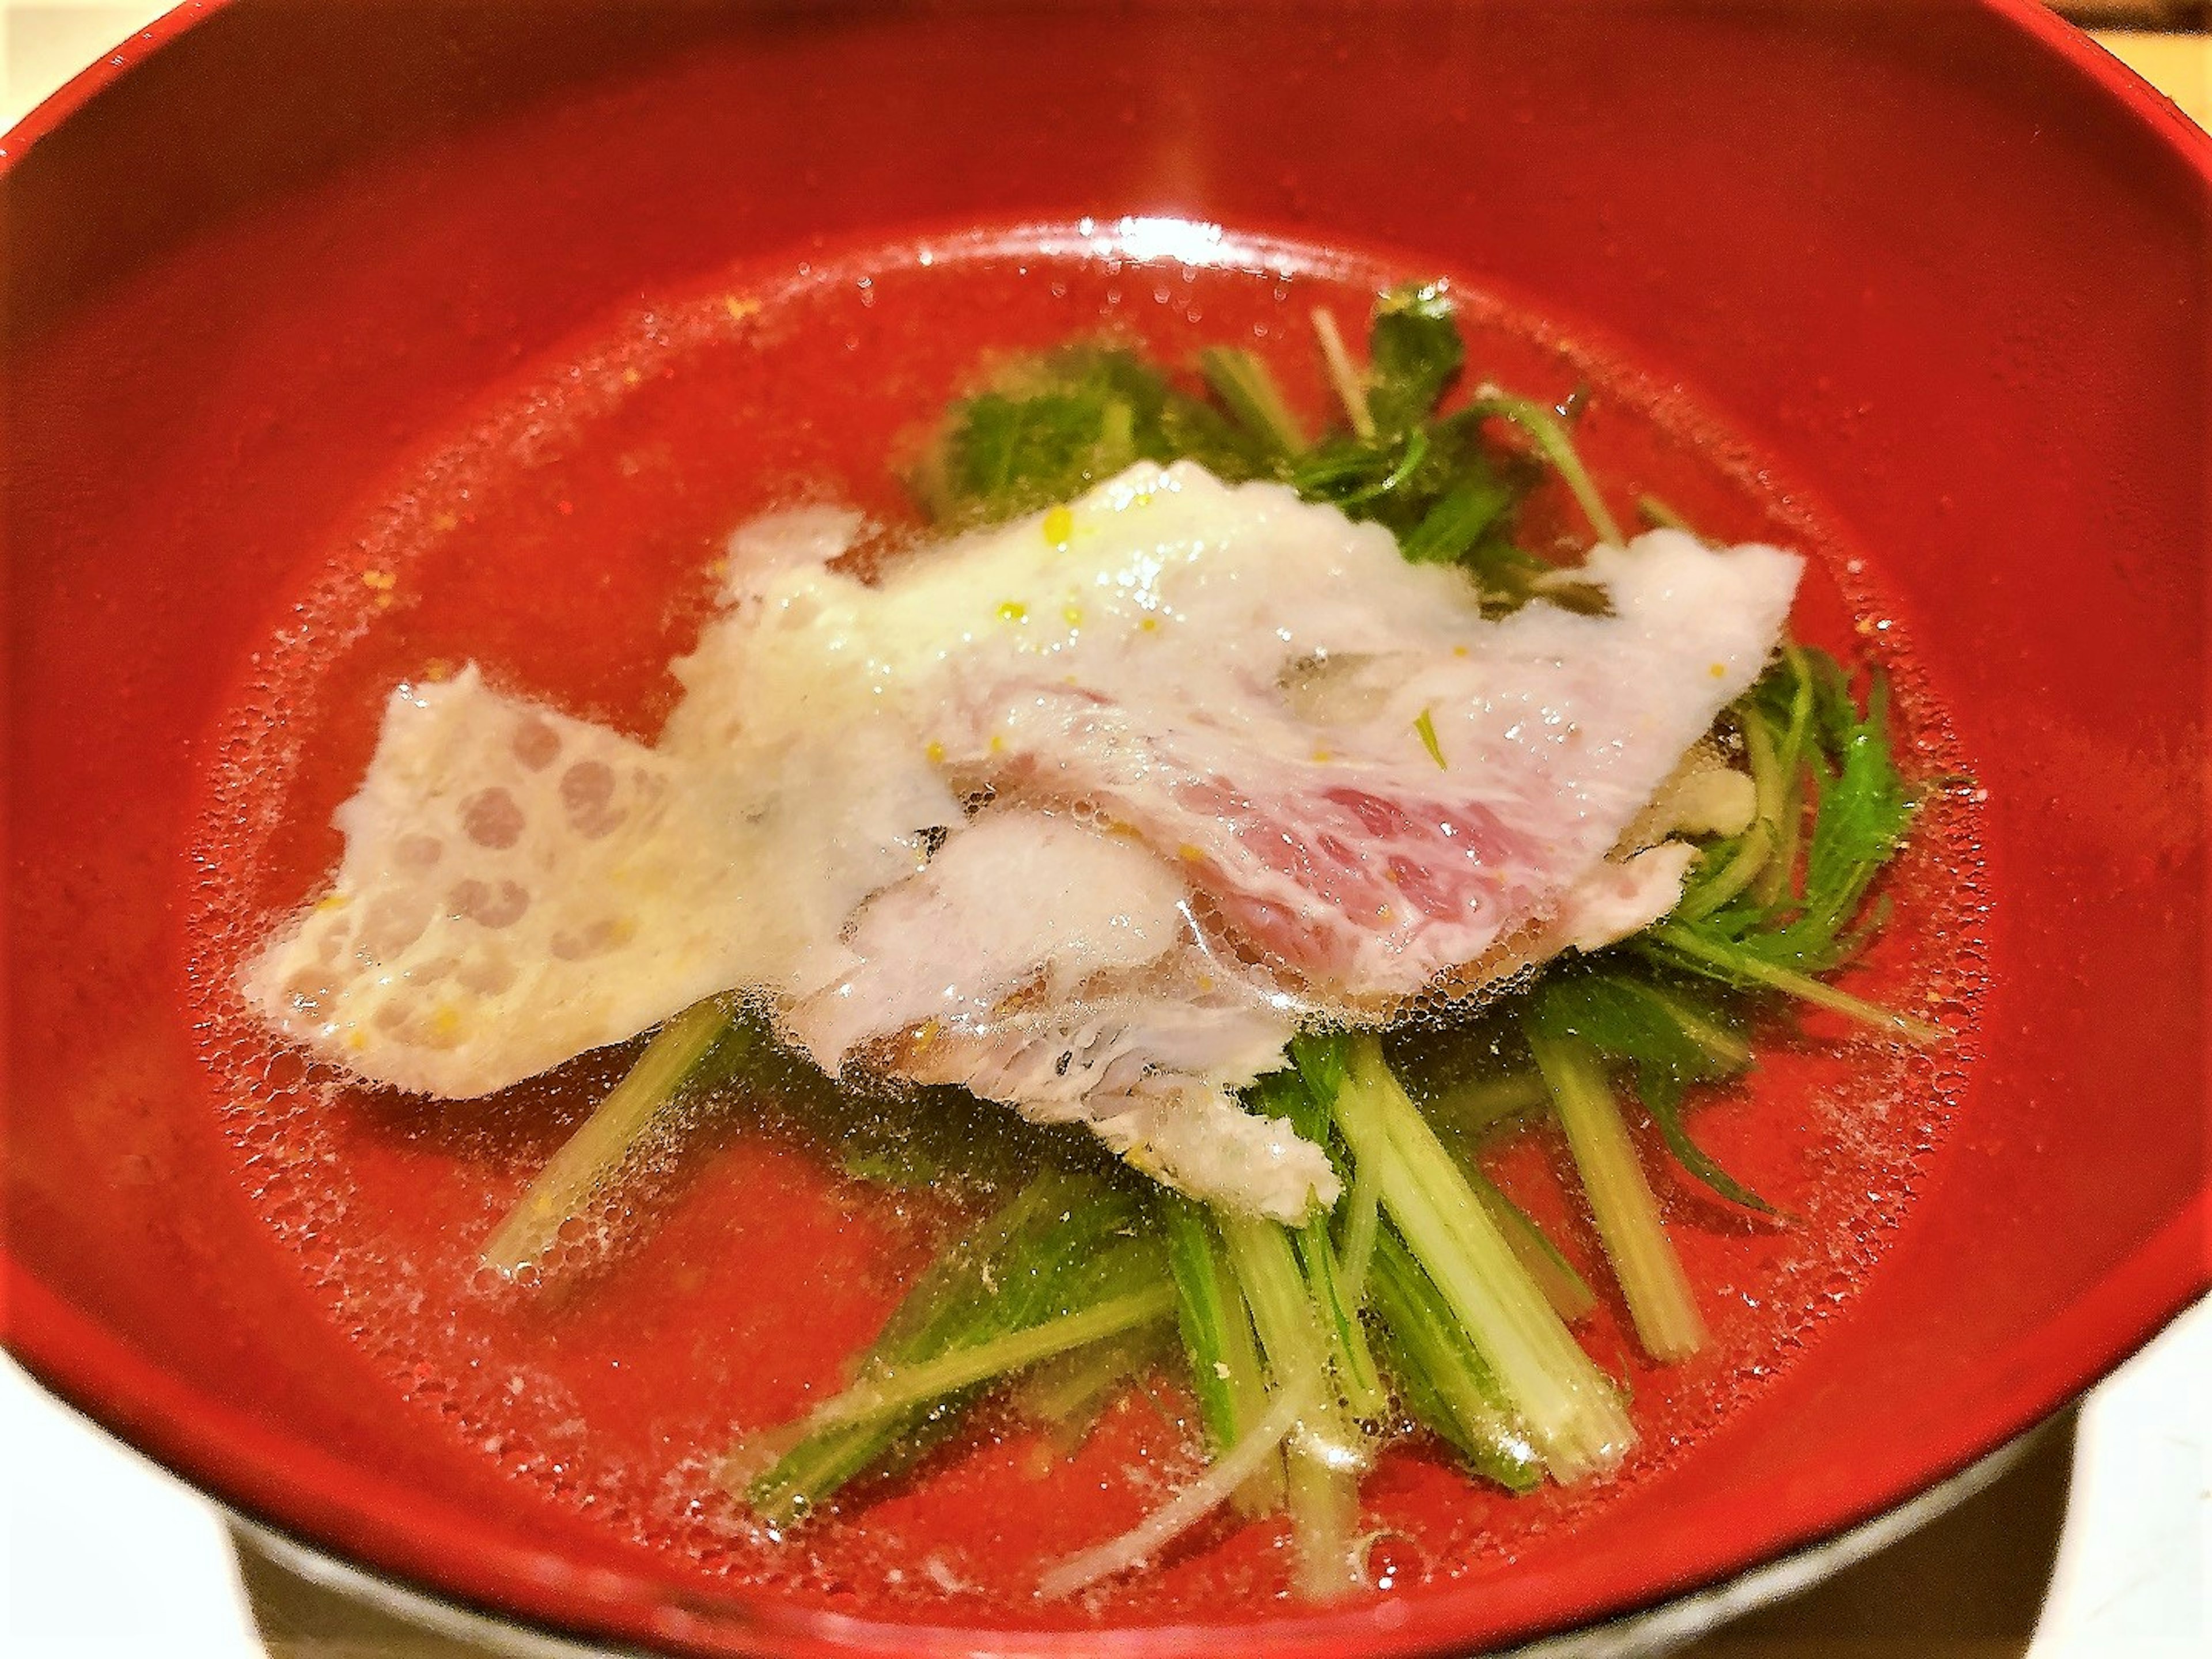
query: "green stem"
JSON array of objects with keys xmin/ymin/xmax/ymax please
[
  {"xmin": 1293, "ymin": 1219, "xmax": 1389, "ymax": 1420},
  {"xmin": 1335, "ymin": 428, "xmax": 1430, "ymax": 507},
  {"xmin": 1335, "ymin": 1157, "xmax": 1383, "ymax": 1308},
  {"xmin": 1653, "ymin": 925, "xmax": 1945, "ymax": 1043},
  {"xmin": 1468, "ymin": 1170, "xmax": 1599, "ymax": 1324},
  {"xmin": 1677, "ymin": 713, "xmax": 1778, "ymax": 924},
  {"xmin": 1332, "ymin": 1038, "xmax": 1633, "ymax": 1482},
  {"xmin": 1164, "ymin": 1202, "xmax": 1282, "ymax": 1515},
  {"xmin": 1425, "ymin": 1071, "xmax": 1551, "ymax": 1138},
  {"xmin": 1216, "ymin": 1211, "xmax": 1377, "ymax": 1593},
  {"xmin": 1397, "ymin": 476, "xmax": 1517, "ymax": 568},
  {"xmin": 479, "ymin": 999, "xmax": 733, "ymax": 1278},
  {"xmin": 1776, "ymin": 643, "xmax": 1818, "ymax": 783},
  {"xmin": 1366, "ymin": 1228, "xmax": 1542, "ymax": 1493},
  {"xmin": 1677, "ymin": 823, "xmax": 1776, "ymax": 924},
  {"xmin": 743, "ymin": 1172, "xmax": 1149, "ymax": 1526},
  {"xmin": 1310, "ymin": 307, "xmax": 1375, "ymax": 440},
  {"xmin": 1527, "ymin": 1027, "xmax": 1706, "ymax": 1362},
  {"xmin": 1754, "ymin": 648, "xmax": 1817, "ymax": 908},
  {"xmin": 735, "ymin": 1415, "xmax": 919, "ymax": 1529},
  {"xmin": 797, "ymin": 1285, "xmax": 1176, "ymax": 1433},
  {"xmin": 1199, "ymin": 347, "xmax": 1308, "ymax": 457},
  {"xmin": 1285, "ymin": 1441, "xmax": 1365, "ymax": 1601},
  {"xmin": 1757, "ymin": 786, "xmax": 1802, "ymax": 911},
  {"xmin": 1011, "ymin": 1328, "xmax": 1160, "ymax": 1454},
  {"xmin": 1466, "ymin": 395, "xmax": 1624, "ymax": 547},
  {"xmin": 1643, "ymin": 983, "xmax": 1756, "ymax": 1071},
  {"xmin": 1219, "ymin": 1215, "xmax": 1366, "ymax": 1461},
  {"xmin": 1637, "ymin": 494, "xmax": 1696, "ymax": 535}
]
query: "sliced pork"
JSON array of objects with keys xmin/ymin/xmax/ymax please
[{"xmin": 244, "ymin": 461, "xmax": 1798, "ymax": 1218}]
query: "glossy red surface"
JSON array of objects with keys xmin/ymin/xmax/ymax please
[{"xmin": 3, "ymin": 3, "xmax": 2206, "ymax": 1656}]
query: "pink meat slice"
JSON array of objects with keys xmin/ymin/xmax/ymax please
[{"xmin": 937, "ymin": 529, "xmax": 1800, "ymax": 1002}]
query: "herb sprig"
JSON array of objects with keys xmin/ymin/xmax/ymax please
[{"xmin": 920, "ymin": 281, "xmax": 1600, "ymax": 616}]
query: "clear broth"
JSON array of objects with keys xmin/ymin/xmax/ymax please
[{"xmin": 185, "ymin": 228, "xmax": 1986, "ymax": 1618}]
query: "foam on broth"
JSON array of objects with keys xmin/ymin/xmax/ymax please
[{"xmin": 184, "ymin": 227, "xmax": 1987, "ymax": 1620}]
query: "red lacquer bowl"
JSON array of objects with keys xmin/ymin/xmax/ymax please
[{"xmin": 3, "ymin": 3, "xmax": 2206, "ymax": 1655}]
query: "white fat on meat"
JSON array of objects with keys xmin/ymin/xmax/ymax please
[
  {"xmin": 243, "ymin": 461, "xmax": 1798, "ymax": 1219},
  {"xmin": 239, "ymin": 666, "xmax": 756, "ymax": 1097},
  {"xmin": 782, "ymin": 810, "xmax": 1331, "ymax": 1218},
  {"xmin": 713, "ymin": 503, "xmax": 868, "ymax": 610},
  {"xmin": 692, "ymin": 461, "xmax": 1798, "ymax": 1001},
  {"xmin": 782, "ymin": 809, "xmax": 1193, "ymax": 1069},
  {"xmin": 902, "ymin": 986, "xmax": 1323, "ymax": 1219}
]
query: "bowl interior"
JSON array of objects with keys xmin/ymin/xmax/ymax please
[{"xmin": 4, "ymin": 3, "xmax": 2205, "ymax": 1655}]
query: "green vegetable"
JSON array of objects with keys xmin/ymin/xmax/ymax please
[
  {"xmin": 916, "ymin": 281, "xmax": 1638, "ymax": 619},
  {"xmin": 498, "ymin": 282, "xmax": 1943, "ymax": 1579},
  {"xmin": 1465, "ymin": 1166, "xmax": 1599, "ymax": 1323},
  {"xmin": 1283, "ymin": 1435, "xmax": 1366, "ymax": 1601},
  {"xmin": 1412, "ymin": 707, "xmax": 1448, "ymax": 770},
  {"xmin": 1291, "ymin": 1218, "xmax": 1387, "ymax": 1418},
  {"xmin": 1334, "ymin": 1156, "xmax": 1383, "ymax": 1306},
  {"xmin": 792, "ymin": 1275, "xmax": 1175, "ymax": 1434},
  {"xmin": 1423, "ymin": 1070, "xmax": 1551, "ymax": 1139},
  {"xmin": 1198, "ymin": 346, "xmax": 1309, "ymax": 460},
  {"xmin": 1366, "ymin": 1228, "xmax": 1541, "ymax": 1492},
  {"xmin": 1396, "ymin": 476, "xmax": 1518, "ymax": 569},
  {"xmin": 1643, "ymin": 649, "xmax": 1940, "ymax": 1044},
  {"xmin": 920, "ymin": 345, "xmax": 1263, "ymax": 527},
  {"xmin": 1163, "ymin": 1195, "xmax": 1282, "ymax": 1515},
  {"xmin": 1325, "ymin": 1034, "xmax": 1633, "ymax": 1482},
  {"xmin": 1219, "ymin": 1212, "xmax": 1370, "ymax": 1441},
  {"xmin": 1461, "ymin": 393, "xmax": 1624, "ymax": 548},
  {"xmin": 1526, "ymin": 1022, "xmax": 1707, "ymax": 1362},
  {"xmin": 1650, "ymin": 925, "xmax": 1939, "ymax": 1042},
  {"xmin": 1531, "ymin": 965, "xmax": 1770, "ymax": 1214},
  {"xmin": 1010, "ymin": 1324, "xmax": 1165, "ymax": 1455},
  {"xmin": 1637, "ymin": 494, "xmax": 1696, "ymax": 535},
  {"xmin": 1218, "ymin": 1209, "xmax": 1375, "ymax": 1598},
  {"xmin": 740, "ymin": 1169, "xmax": 1162, "ymax": 1527},
  {"xmin": 1461, "ymin": 642, "xmax": 1941, "ymax": 1230},
  {"xmin": 1366, "ymin": 281, "xmax": 1465, "ymax": 435},
  {"xmin": 1249, "ymin": 1061, "xmax": 1388, "ymax": 1418},
  {"xmin": 1309, "ymin": 307, "xmax": 1375, "ymax": 437},
  {"xmin": 479, "ymin": 999, "xmax": 737, "ymax": 1278}
]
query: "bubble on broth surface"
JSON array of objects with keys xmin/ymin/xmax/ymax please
[{"xmin": 181, "ymin": 228, "xmax": 1987, "ymax": 1612}]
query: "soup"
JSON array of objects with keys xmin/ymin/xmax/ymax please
[{"xmin": 185, "ymin": 226, "xmax": 1982, "ymax": 1620}]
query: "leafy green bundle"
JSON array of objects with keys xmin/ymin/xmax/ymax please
[{"xmin": 921, "ymin": 281, "xmax": 1623, "ymax": 617}]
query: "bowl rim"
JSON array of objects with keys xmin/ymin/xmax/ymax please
[
  {"xmin": 4, "ymin": 0, "xmax": 2210, "ymax": 175},
  {"xmin": 4, "ymin": 1, "xmax": 2209, "ymax": 1653}
]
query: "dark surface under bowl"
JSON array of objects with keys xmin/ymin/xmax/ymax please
[{"xmin": 3, "ymin": 2, "xmax": 2206, "ymax": 1655}]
